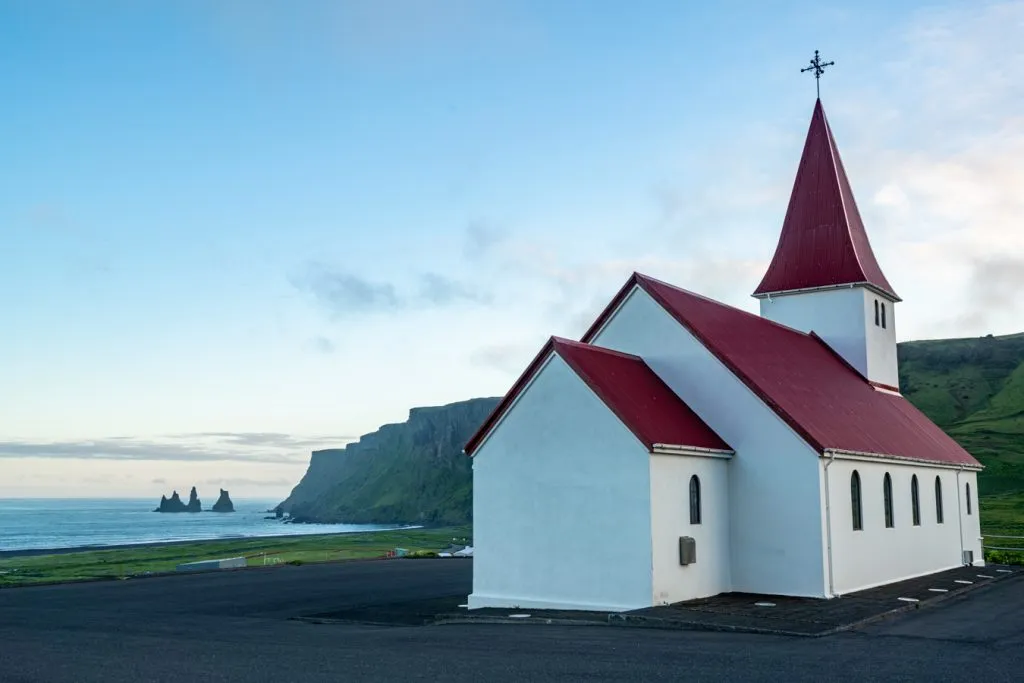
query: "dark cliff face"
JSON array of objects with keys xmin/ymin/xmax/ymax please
[
  {"xmin": 211, "ymin": 489, "xmax": 235, "ymax": 512},
  {"xmin": 279, "ymin": 397, "xmax": 500, "ymax": 525}
]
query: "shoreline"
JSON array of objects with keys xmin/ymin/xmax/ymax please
[
  {"xmin": 0, "ymin": 526, "xmax": 426, "ymax": 560},
  {"xmin": 0, "ymin": 533, "xmax": 338, "ymax": 559}
]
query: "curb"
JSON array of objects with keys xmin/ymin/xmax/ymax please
[{"xmin": 435, "ymin": 614, "xmax": 609, "ymax": 628}]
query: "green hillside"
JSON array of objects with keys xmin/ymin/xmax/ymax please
[
  {"xmin": 281, "ymin": 333, "xmax": 1024, "ymax": 533},
  {"xmin": 899, "ymin": 333, "xmax": 1024, "ymax": 534},
  {"xmin": 280, "ymin": 397, "xmax": 500, "ymax": 526}
]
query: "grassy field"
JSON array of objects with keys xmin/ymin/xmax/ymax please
[{"xmin": 0, "ymin": 526, "xmax": 471, "ymax": 588}]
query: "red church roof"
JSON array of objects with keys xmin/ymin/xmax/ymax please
[
  {"xmin": 582, "ymin": 273, "xmax": 979, "ymax": 468},
  {"xmin": 753, "ymin": 99, "xmax": 899, "ymax": 301},
  {"xmin": 464, "ymin": 336, "xmax": 732, "ymax": 456}
]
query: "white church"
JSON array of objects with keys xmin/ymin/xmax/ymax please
[{"xmin": 463, "ymin": 98, "xmax": 985, "ymax": 612}]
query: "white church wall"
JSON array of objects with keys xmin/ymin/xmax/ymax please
[
  {"xmin": 757, "ymin": 286, "xmax": 900, "ymax": 389},
  {"xmin": 759, "ymin": 287, "xmax": 867, "ymax": 375},
  {"xmin": 590, "ymin": 287, "xmax": 828, "ymax": 598},
  {"xmin": 860, "ymin": 289, "xmax": 900, "ymax": 389},
  {"xmin": 469, "ymin": 353, "xmax": 656, "ymax": 612},
  {"xmin": 649, "ymin": 453, "xmax": 730, "ymax": 604},
  {"xmin": 826, "ymin": 458, "xmax": 981, "ymax": 595},
  {"xmin": 958, "ymin": 470, "xmax": 984, "ymax": 567}
]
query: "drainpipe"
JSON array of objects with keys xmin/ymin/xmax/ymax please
[
  {"xmin": 955, "ymin": 466, "xmax": 965, "ymax": 564},
  {"xmin": 823, "ymin": 451, "xmax": 837, "ymax": 598}
]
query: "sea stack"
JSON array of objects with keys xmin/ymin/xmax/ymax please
[
  {"xmin": 186, "ymin": 486, "xmax": 202, "ymax": 512},
  {"xmin": 154, "ymin": 487, "xmax": 203, "ymax": 513},
  {"xmin": 211, "ymin": 489, "xmax": 235, "ymax": 513}
]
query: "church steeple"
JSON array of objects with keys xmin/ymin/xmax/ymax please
[
  {"xmin": 755, "ymin": 94, "xmax": 901, "ymax": 391},
  {"xmin": 753, "ymin": 98, "xmax": 898, "ymax": 301}
]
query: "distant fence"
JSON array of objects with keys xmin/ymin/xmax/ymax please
[{"xmin": 982, "ymin": 535, "xmax": 1024, "ymax": 553}]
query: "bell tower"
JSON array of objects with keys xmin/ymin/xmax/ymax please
[{"xmin": 752, "ymin": 95, "xmax": 900, "ymax": 391}]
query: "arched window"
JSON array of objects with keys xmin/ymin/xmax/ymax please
[
  {"xmin": 883, "ymin": 473, "xmax": 894, "ymax": 528},
  {"xmin": 966, "ymin": 482, "xmax": 972, "ymax": 515},
  {"xmin": 689, "ymin": 475, "xmax": 701, "ymax": 525},
  {"xmin": 851, "ymin": 471, "xmax": 863, "ymax": 531},
  {"xmin": 881, "ymin": 302, "xmax": 887, "ymax": 329},
  {"xmin": 874, "ymin": 300, "xmax": 880, "ymax": 326},
  {"xmin": 935, "ymin": 476, "xmax": 944, "ymax": 524},
  {"xmin": 911, "ymin": 475, "xmax": 920, "ymax": 526}
]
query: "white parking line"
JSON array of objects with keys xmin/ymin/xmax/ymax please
[
  {"xmin": 977, "ymin": 574, "xmax": 994, "ymax": 579},
  {"xmin": 954, "ymin": 580, "xmax": 973, "ymax": 584},
  {"xmin": 897, "ymin": 597, "xmax": 919, "ymax": 603},
  {"xmin": 928, "ymin": 588, "xmax": 948, "ymax": 593}
]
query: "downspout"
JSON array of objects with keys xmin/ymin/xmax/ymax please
[
  {"xmin": 955, "ymin": 466, "xmax": 965, "ymax": 564},
  {"xmin": 823, "ymin": 451, "xmax": 837, "ymax": 598}
]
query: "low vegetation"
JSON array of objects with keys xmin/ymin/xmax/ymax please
[{"xmin": 0, "ymin": 526, "xmax": 471, "ymax": 588}]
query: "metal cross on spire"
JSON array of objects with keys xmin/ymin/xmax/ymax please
[{"xmin": 801, "ymin": 50, "xmax": 834, "ymax": 99}]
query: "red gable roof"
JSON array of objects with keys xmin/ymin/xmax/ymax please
[
  {"xmin": 753, "ymin": 99, "xmax": 899, "ymax": 301},
  {"xmin": 464, "ymin": 336, "xmax": 732, "ymax": 456},
  {"xmin": 583, "ymin": 273, "xmax": 979, "ymax": 468}
]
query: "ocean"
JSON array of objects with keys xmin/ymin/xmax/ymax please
[{"xmin": 0, "ymin": 498, "xmax": 413, "ymax": 553}]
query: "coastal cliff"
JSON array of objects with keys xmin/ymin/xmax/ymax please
[{"xmin": 279, "ymin": 397, "xmax": 500, "ymax": 525}]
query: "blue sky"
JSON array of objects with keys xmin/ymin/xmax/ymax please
[{"xmin": 2, "ymin": 0, "xmax": 1022, "ymax": 497}]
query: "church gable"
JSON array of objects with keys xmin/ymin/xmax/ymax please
[
  {"xmin": 464, "ymin": 336, "xmax": 731, "ymax": 457},
  {"xmin": 581, "ymin": 272, "xmax": 981, "ymax": 469}
]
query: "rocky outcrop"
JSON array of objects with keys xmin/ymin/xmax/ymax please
[
  {"xmin": 279, "ymin": 397, "xmax": 500, "ymax": 525},
  {"xmin": 154, "ymin": 486, "xmax": 202, "ymax": 513},
  {"xmin": 211, "ymin": 489, "xmax": 235, "ymax": 513}
]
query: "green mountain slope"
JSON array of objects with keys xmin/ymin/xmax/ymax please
[
  {"xmin": 280, "ymin": 397, "xmax": 500, "ymax": 525},
  {"xmin": 900, "ymin": 333, "xmax": 1024, "ymax": 496},
  {"xmin": 282, "ymin": 333, "xmax": 1024, "ymax": 530}
]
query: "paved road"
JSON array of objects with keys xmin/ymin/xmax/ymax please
[{"xmin": 1, "ymin": 559, "xmax": 1022, "ymax": 682}]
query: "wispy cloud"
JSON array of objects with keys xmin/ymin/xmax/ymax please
[
  {"xmin": 0, "ymin": 432, "xmax": 357, "ymax": 464},
  {"xmin": 470, "ymin": 343, "xmax": 538, "ymax": 375},
  {"xmin": 463, "ymin": 219, "xmax": 508, "ymax": 259},
  {"xmin": 308, "ymin": 335, "xmax": 337, "ymax": 354},
  {"xmin": 290, "ymin": 264, "xmax": 402, "ymax": 315},
  {"xmin": 291, "ymin": 262, "xmax": 491, "ymax": 317},
  {"xmin": 418, "ymin": 272, "xmax": 492, "ymax": 306},
  {"xmin": 202, "ymin": 477, "xmax": 293, "ymax": 488}
]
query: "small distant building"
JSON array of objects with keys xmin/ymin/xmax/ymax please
[{"xmin": 463, "ymin": 98, "xmax": 984, "ymax": 612}]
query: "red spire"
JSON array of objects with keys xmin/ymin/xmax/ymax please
[{"xmin": 753, "ymin": 99, "xmax": 899, "ymax": 301}]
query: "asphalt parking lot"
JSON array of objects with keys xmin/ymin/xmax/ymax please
[{"xmin": 1, "ymin": 559, "xmax": 1022, "ymax": 682}]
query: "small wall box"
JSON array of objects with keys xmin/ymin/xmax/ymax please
[{"xmin": 679, "ymin": 536, "xmax": 696, "ymax": 566}]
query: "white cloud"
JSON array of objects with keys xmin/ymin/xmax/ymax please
[{"xmin": 463, "ymin": 0, "xmax": 1024, "ymax": 347}]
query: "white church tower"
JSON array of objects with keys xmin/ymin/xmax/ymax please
[{"xmin": 752, "ymin": 99, "xmax": 901, "ymax": 391}]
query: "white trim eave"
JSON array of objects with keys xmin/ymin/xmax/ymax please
[
  {"xmin": 651, "ymin": 443, "xmax": 734, "ymax": 459},
  {"xmin": 753, "ymin": 281, "xmax": 901, "ymax": 303},
  {"xmin": 823, "ymin": 448, "xmax": 984, "ymax": 472}
]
